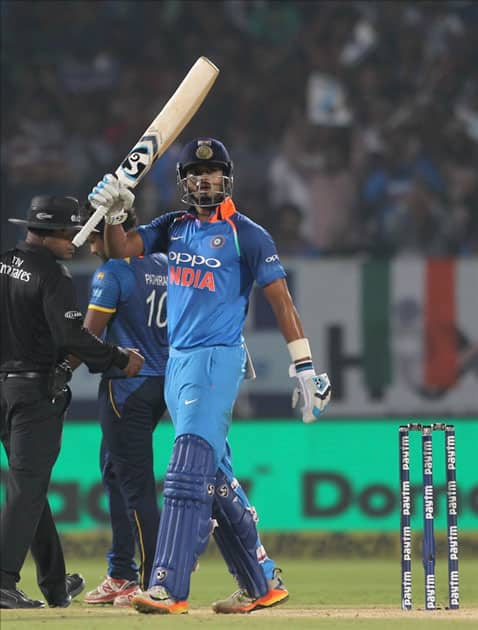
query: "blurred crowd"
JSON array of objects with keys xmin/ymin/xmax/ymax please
[{"xmin": 2, "ymin": 0, "xmax": 478, "ymax": 257}]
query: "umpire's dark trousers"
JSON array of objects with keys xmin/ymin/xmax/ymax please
[{"xmin": 0, "ymin": 375, "xmax": 69, "ymax": 601}]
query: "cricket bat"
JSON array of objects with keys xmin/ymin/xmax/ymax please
[{"xmin": 73, "ymin": 56, "xmax": 219, "ymax": 247}]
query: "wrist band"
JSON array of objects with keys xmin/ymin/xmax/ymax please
[{"xmin": 287, "ymin": 338, "xmax": 312, "ymax": 363}]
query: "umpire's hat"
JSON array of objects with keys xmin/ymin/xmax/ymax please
[{"xmin": 8, "ymin": 195, "xmax": 83, "ymax": 231}]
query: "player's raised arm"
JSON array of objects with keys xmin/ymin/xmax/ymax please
[
  {"xmin": 104, "ymin": 223, "xmax": 144, "ymax": 259},
  {"xmin": 88, "ymin": 174, "xmax": 144, "ymax": 259}
]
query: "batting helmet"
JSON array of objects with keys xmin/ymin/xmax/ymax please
[
  {"xmin": 177, "ymin": 138, "xmax": 233, "ymax": 179},
  {"xmin": 176, "ymin": 138, "xmax": 233, "ymax": 207}
]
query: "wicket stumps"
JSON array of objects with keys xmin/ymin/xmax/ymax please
[{"xmin": 399, "ymin": 423, "xmax": 459, "ymax": 611}]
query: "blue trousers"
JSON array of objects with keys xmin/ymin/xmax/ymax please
[
  {"xmin": 98, "ymin": 375, "xmax": 166, "ymax": 588},
  {"xmin": 164, "ymin": 345, "xmax": 275, "ymax": 581},
  {"xmin": 165, "ymin": 345, "xmax": 245, "ymax": 468}
]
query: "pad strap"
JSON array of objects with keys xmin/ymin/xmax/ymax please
[
  {"xmin": 212, "ymin": 471, "xmax": 269, "ymax": 599},
  {"xmin": 149, "ymin": 434, "xmax": 216, "ymax": 600}
]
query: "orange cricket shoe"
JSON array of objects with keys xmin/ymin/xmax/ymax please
[
  {"xmin": 132, "ymin": 585, "xmax": 188, "ymax": 614},
  {"xmin": 212, "ymin": 568, "xmax": 289, "ymax": 613}
]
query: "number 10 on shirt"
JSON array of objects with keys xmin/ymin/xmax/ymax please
[{"xmin": 146, "ymin": 289, "xmax": 167, "ymax": 329}]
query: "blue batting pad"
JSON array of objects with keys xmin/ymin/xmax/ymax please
[
  {"xmin": 149, "ymin": 434, "xmax": 216, "ymax": 600},
  {"xmin": 220, "ymin": 443, "xmax": 276, "ymax": 581},
  {"xmin": 212, "ymin": 470, "xmax": 269, "ymax": 599}
]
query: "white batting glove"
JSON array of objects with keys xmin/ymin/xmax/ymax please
[
  {"xmin": 88, "ymin": 174, "xmax": 135, "ymax": 225},
  {"xmin": 289, "ymin": 364, "xmax": 331, "ymax": 423}
]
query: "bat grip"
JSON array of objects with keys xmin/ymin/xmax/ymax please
[{"xmin": 72, "ymin": 205, "xmax": 108, "ymax": 247}]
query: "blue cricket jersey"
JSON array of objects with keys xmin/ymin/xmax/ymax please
[
  {"xmin": 88, "ymin": 252, "xmax": 169, "ymax": 376},
  {"xmin": 137, "ymin": 198, "xmax": 286, "ymax": 349}
]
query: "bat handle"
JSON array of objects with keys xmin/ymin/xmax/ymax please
[
  {"xmin": 72, "ymin": 205, "xmax": 108, "ymax": 247},
  {"xmin": 244, "ymin": 341, "xmax": 256, "ymax": 380}
]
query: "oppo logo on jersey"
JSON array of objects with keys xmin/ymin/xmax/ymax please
[
  {"xmin": 168, "ymin": 251, "xmax": 221, "ymax": 268},
  {"xmin": 168, "ymin": 250, "xmax": 220, "ymax": 292}
]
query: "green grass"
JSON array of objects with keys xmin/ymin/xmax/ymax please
[{"xmin": 1, "ymin": 557, "xmax": 477, "ymax": 629}]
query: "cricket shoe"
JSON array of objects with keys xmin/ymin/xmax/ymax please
[
  {"xmin": 113, "ymin": 585, "xmax": 142, "ymax": 607},
  {"xmin": 132, "ymin": 585, "xmax": 188, "ymax": 614},
  {"xmin": 0, "ymin": 587, "xmax": 45, "ymax": 609},
  {"xmin": 46, "ymin": 573, "xmax": 86, "ymax": 607},
  {"xmin": 84, "ymin": 576, "xmax": 138, "ymax": 604},
  {"xmin": 212, "ymin": 568, "xmax": 289, "ymax": 614}
]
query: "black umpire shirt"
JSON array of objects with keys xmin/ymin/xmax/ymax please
[{"xmin": 0, "ymin": 241, "xmax": 128, "ymax": 373}]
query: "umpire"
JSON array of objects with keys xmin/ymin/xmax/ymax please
[{"xmin": 0, "ymin": 195, "xmax": 143, "ymax": 609}]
